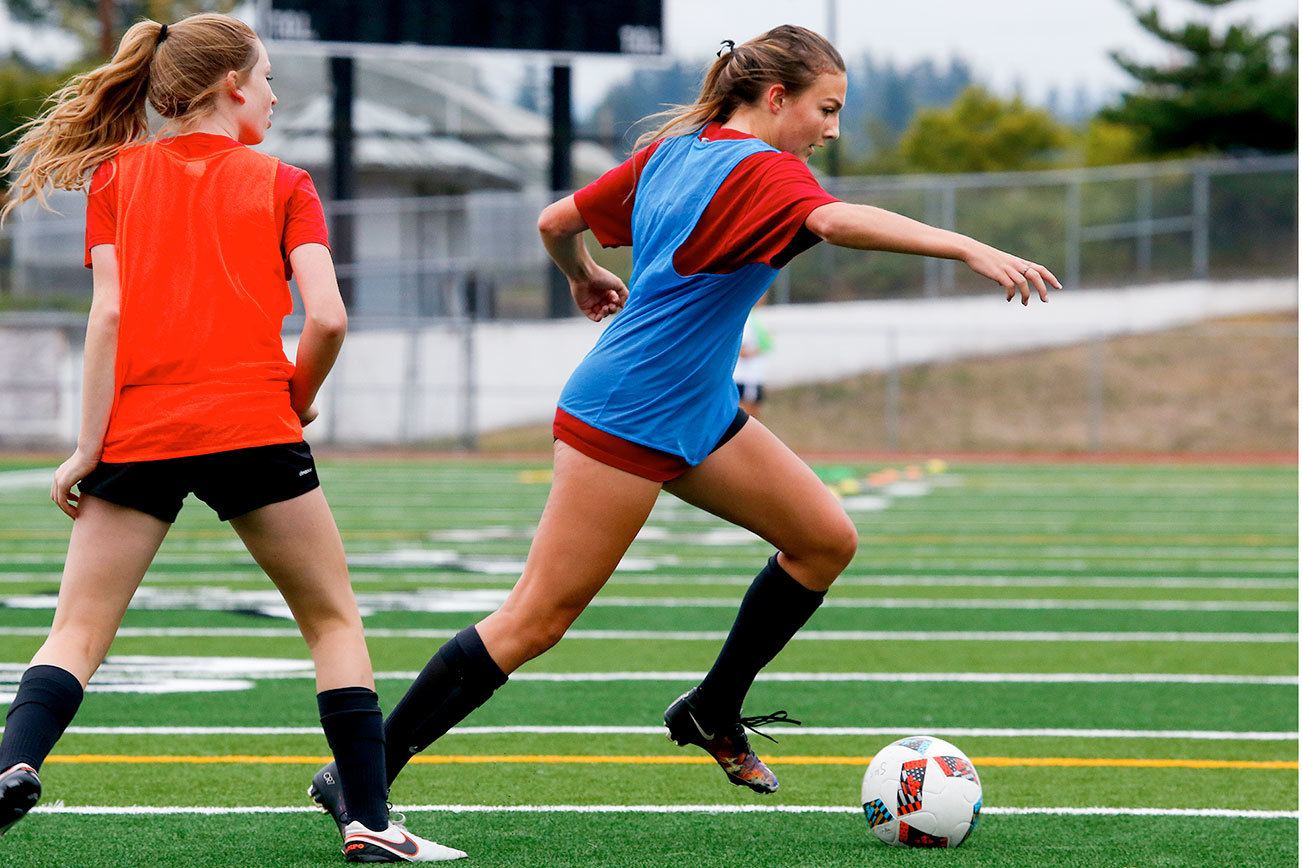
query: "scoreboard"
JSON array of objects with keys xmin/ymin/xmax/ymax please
[{"xmin": 262, "ymin": 0, "xmax": 664, "ymax": 57}]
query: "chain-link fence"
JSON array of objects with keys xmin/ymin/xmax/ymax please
[
  {"xmin": 1, "ymin": 155, "xmax": 1295, "ymax": 453},
  {"xmin": 1, "ymin": 155, "xmax": 1295, "ymax": 317},
  {"xmin": 780, "ymin": 154, "xmax": 1297, "ymax": 303}
]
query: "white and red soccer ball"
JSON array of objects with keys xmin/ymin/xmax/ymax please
[{"xmin": 861, "ymin": 736, "xmax": 983, "ymax": 848}]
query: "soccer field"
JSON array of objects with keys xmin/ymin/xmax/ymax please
[{"xmin": 0, "ymin": 457, "xmax": 1296, "ymax": 866}]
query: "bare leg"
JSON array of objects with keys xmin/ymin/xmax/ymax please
[
  {"xmin": 228, "ymin": 487, "xmax": 373, "ymax": 692},
  {"xmin": 476, "ymin": 440, "xmax": 662, "ymax": 673},
  {"xmin": 30, "ymin": 496, "xmax": 170, "ymax": 686},
  {"xmin": 234, "ymin": 488, "xmax": 398, "ymax": 833},
  {"xmin": 1, "ymin": 497, "xmax": 166, "ymax": 778},
  {"xmin": 371, "ymin": 441, "xmax": 661, "ymax": 786},
  {"xmin": 666, "ymin": 417, "xmax": 858, "ymax": 590}
]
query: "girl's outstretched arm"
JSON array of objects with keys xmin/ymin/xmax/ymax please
[{"xmin": 805, "ymin": 202, "xmax": 1061, "ymax": 305}]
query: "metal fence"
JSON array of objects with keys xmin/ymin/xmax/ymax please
[
  {"xmin": 3, "ymin": 293, "xmax": 1295, "ymax": 454},
  {"xmin": 788, "ymin": 154, "xmax": 1297, "ymax": 303},
  {"xmin": 1, "ymin": 155, "xmax": 1295, "ymax": 317},
  {"xmin": 1, "ymin": 155, "xmax": 1295, "ymax": 453}
]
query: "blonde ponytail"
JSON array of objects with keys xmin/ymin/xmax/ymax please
[{"xmin": 1, "ymin": 13, "xmax": 258, "ymax": 223}]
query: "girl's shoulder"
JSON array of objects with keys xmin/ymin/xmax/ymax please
[
  {"xmin": 87, "ymin": 154, "xmax": 122, "ymax": 196},
  {"xmin": 273, "ymin": 158, "xmax": 312, "ymax": 180},
  {"xmin": 116, "ymin": 136, "xmax": 171, "ymax": 160},
  {"xmin": 733, "ymin": 148, "xmax": 823, "ymax": 190}
]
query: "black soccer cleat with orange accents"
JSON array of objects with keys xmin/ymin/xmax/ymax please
[
  {"xmin": 663, "ymin": 689, "xmax": 800, "ymax": 795},
  {"xmin": 0, "ymin": 763, "xmax": 41, "ymax": 837}
]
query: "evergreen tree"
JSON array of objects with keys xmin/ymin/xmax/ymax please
[
  {"xmin": 1102, "ymin": 0, "xmax": 1297, "ymax": 154},
  {"xmin": 585, "ymin": 52, "xmax": 974, "ymax": 159},
  {"xmin": 898, "ymin": 86, "xmax": 1070, "ymax": 173}
]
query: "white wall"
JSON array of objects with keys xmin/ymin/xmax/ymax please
[
  {"xmin": 760, "ymin": 278, "xmax": 1299, "ymax": 386},
  {"xmin": 306, "ymin": 317, "xmax": 606, "ymax": 442},
  {"xmin": 3, "ymin": 277, "xmax": 1295, "ymax": 447}
]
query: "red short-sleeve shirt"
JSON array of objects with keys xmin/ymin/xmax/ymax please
[
  {"xmin": 85, "ymin": 132, "xmax": 329, "ymax": 278},
  {"xmin": 573, "ymin": 122, "xmax": 838, "ymax": 274},
  {"xmin": 84, "ymin": 133, "xmax": 331, "ymax": 463}
]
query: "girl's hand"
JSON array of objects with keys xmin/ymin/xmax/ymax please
[
  {"xmin": 571, "ymin": 265, "xmax": 629, "ymax": 322},
  {"xmin": 50, "ymin": 448, "xmax": 100, "ymax": 519},
  {"xmin": 963, "ymin": 242, "xmax": 1061, "ymax": 305}
]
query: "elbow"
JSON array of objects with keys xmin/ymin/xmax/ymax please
[
  {"xmin": 90, "ymin": 301, "xmax": 120, "ymax": 331},
  {"xmin": 310, "ymin": 310, "xmax": 348, "ymax": 340},
  {"xmin": 537, "ymin": 204, "xmax": 564, "ymax": 239},
  {"xmin": 538, "ymin": 198, "xmax": 581, "ymax": 240}
]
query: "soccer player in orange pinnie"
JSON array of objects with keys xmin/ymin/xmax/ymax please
[{"xmin": 0, "ymin": 13, "xmax": 461, "ymax": 862}]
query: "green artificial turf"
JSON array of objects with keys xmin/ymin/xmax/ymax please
[
  {"xmin": 4, "ymin": 812, "xmax": 1297, "ymax": 868},
  {"xmin": 0, "ymin": 459, "xmax": 1294, "ymax": 866}
]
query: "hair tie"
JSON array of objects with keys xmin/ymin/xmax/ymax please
[
  {"xmin": 156, "ymin": 23, "xmax": 169, "ymax": 45},
  {"xmin": 716, "ymin": 39, "xmax": 735, "ymax": 58}
]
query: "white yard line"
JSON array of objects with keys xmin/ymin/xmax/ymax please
[
  {"xmin": 649, "ymin": 557, "xmax": 1298, "ymax": 571},
  {"xmin": 2, "ymin": 626, "xmax": 1290, "ymax": 642},
  {"xmin": 198, "ymin": 670, "xmax": 1297, "ymax": 686},
  {"xmin": 27, "ymin": 803, "xmax": 1299, "ymax": 819},
  {"xmin": 590, "ymin": 597, "xmax": 1298, "ymax": 612},
  {"xmin": 50, "ymin": 725, "xmax": 1300, "ymax": 741},
  {"xmin": 5, "ymin": 588, "xmax": 1295, "ymax": 613},
  {"xmin": 0, "ymin": 573, "xmax": 1298, "ymax": 598},
  {"xmin": 0, "ymin": 571, "xmax": 1296, "ymax": 590},
  {"xmin": 504, "ymin": 671, "xmax": 1298, "ymax": 685},
  {"xmin": 10, "ymin": 667, "xmax": 1290, "ymax": 686},
  {"xmin": 0, "ymin": 469, "xmax": 54, "ymax": 490}
]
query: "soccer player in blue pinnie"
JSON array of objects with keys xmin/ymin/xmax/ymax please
[{"xmin": 310, "ymin": 24, "xmax": 1058, "ymax": 836}]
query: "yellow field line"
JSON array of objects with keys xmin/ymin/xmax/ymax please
[{"xmin": 43, "ymin": 755, "xmax": 1298, "ymax": 770}]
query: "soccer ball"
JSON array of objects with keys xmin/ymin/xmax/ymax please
[{"xmin": 861, "ymin": 736, "xmax": 982, "ymax": 848}]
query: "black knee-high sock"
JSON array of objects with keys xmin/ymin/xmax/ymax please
[
  {"xmin": 383, "ymin": 626, "xmax": 507, "ymax": 784},
  {"xmin": 0, "ymin": 665, "xmax": 84, "ymax": 772},
  {"xmin": 317, "ymin": 686, "xmax": 388, "ymax": 831},
  {"xmin": 693, "ymin": 555, "xmax": 826, "ymax": 725}
]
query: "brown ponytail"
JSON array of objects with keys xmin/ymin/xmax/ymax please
[
  {"xmin": 1, "ymin": 13, "xmax": 258, "ymax": 223},
  {"xmin": 634, "ymin": 24, "xmax": 844, "ymax": 151}
]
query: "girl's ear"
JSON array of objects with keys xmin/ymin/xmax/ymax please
[
  {"xmin": 226, "ymin": 70, "xmax": 245, "ymax": 104},
  {"xmin": 766, "ymin": 83, "xmax": 786, "ymax": 114}
]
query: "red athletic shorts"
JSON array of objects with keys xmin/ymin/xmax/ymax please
[{"xmin": 553, "ymin": 407, "xmax": 749, "ymax": 482}]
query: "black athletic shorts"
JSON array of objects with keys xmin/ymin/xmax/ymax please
[{"xmin": 77, "ymin": 441, "xmax": 320, "ymax": 523}]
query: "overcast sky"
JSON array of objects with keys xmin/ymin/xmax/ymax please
[
  {"xmin": 566, "ymin": 0, "xmax": 1299, "ymax": 109},
  {"xmin": 2, "ymin": 0, "xmax": 1297, "ymax": 111}
]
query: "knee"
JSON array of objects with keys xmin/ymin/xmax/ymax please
[
  {"xmin": 826, "ymin": 517, "xmax": 859, "ymax": 573},
  {"xmin": 792, "ymin": 515, "xmax": 858, "ymax": 585}
]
